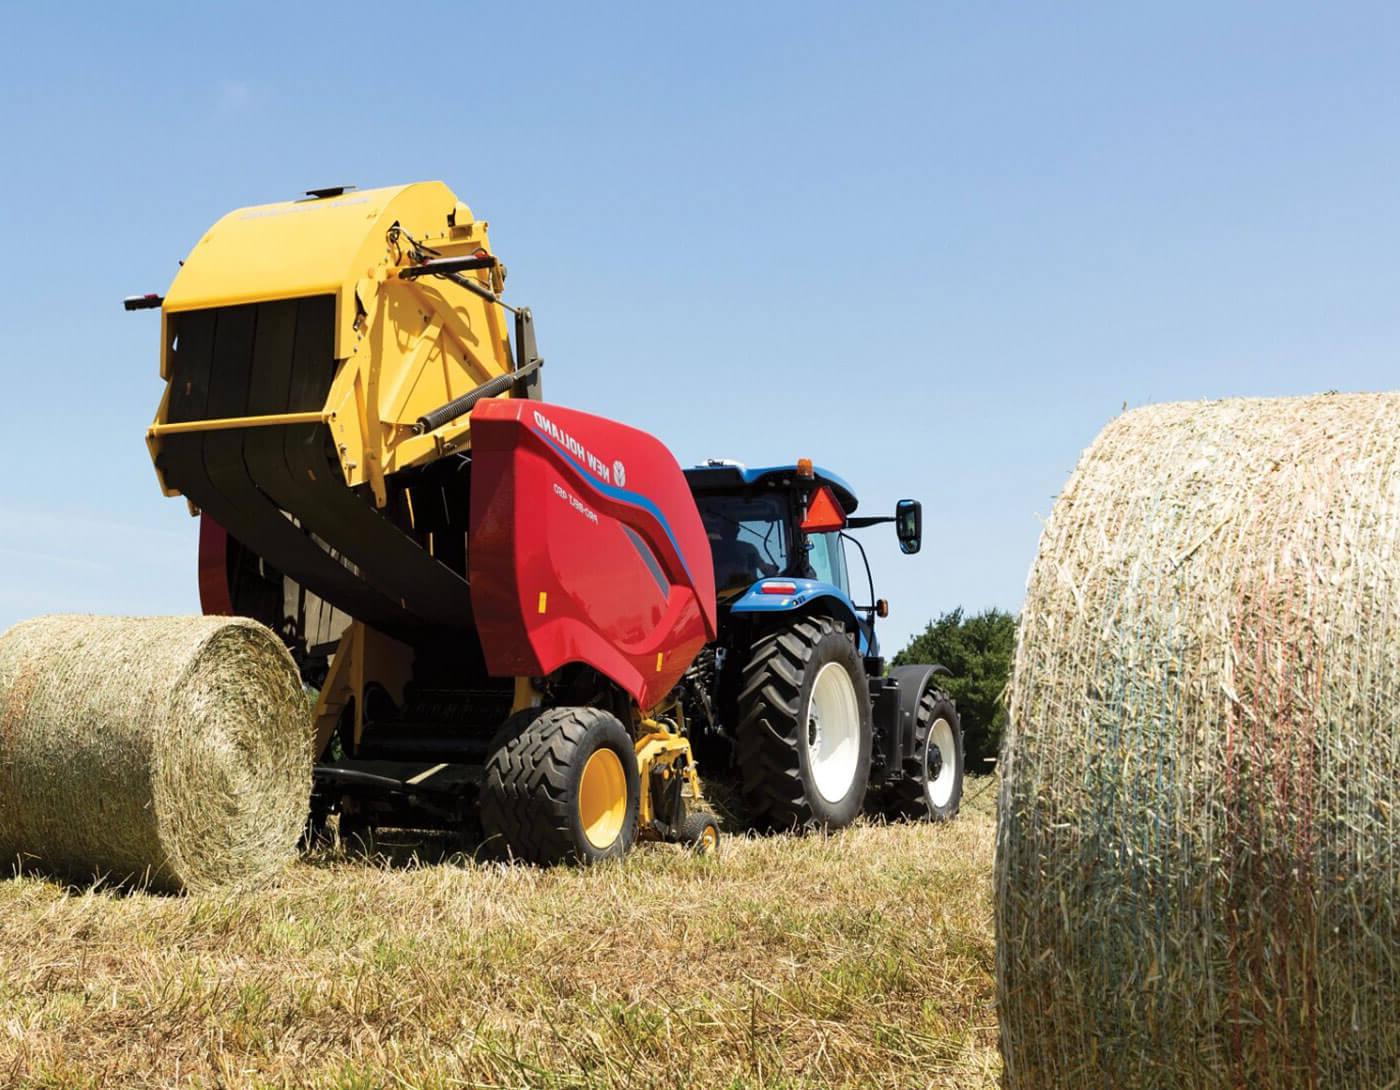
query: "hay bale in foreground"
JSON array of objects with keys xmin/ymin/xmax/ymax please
[
  {"xmin": 997, "ymin": 392, "xmax": 1399, "ymax": 1089},
  {"xmin": 0, "ymin": 615, "xmax": 310, "ymax": 893}
]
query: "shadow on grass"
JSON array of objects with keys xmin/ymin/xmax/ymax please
[
  {"xmin": 300, "ymin": 820, "xmax": 498, "ymax": 872},
  {"xmin": 2, "ymin": 856, "xmax": 186, "ymax": 898}
]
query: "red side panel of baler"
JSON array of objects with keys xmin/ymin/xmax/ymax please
[
  {"xmin": 197, "ymin": 515, "xmax": 234, "ymax": 616},
  {"xmin": 468, "ymin": 399, "xmax": 717, "ymax": 710}
]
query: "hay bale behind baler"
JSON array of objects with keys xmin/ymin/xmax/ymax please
[
  {"xmin": 997, "ymin": 392, "xmax": 1399, "ymax": 1088},
  {"xmin": 0, "ymin": 615, "xmax": 311, "ymax": 893}
]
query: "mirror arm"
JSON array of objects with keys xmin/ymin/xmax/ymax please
[{"xmin": 846, "ymin": 515, "xmax": 894, "ymax": 529}]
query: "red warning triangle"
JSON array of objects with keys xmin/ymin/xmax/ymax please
[{"xmin": 801, "ymin": 485, "xmax": 847, "ymax": 532}]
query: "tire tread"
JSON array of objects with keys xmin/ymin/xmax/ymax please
[
  {"xmin": 882, "ymin": 689, "xmax": 964, "ymax": 822},
  {"xmin": 480, "ymin": 706, "xmax": 635, "ymax": 864},
  {"xmin": 736, "ymin": 617, "xmax": 868, "ymax": 831}
]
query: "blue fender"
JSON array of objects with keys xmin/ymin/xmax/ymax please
[{"xmin": 727, "ymin": 578, "xmax": 871, "ymax": 654}]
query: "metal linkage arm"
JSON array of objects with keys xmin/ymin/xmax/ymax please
[
  {"xmin": 397, "ymin": 254, "xmax": 498, "ymax": 279},
  {"xmin": 413, "ymin": 357, "xmax": 545, "ymax": 436}
]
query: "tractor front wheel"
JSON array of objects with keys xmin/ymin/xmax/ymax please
[
  {"xmin": 736, "ymin": 617, "xmax": 873, "ymax": 831},
  {"xmin": 880, "ymin": 690, "xmax": 964, "ymax": 822},
  {"xmin": 480, "ymin": 706, "xmax": 640, "ymax": 865}
]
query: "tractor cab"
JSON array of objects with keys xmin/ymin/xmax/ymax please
[{"xmin": 683, "ymin": 459, "xmax": 921, "ymax": 660}]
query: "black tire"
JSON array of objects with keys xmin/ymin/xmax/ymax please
[
  {"xmin": 882, "ymin": 690, "xmax": 964, "ymax": 822},
  {"xmin": 680, "ymin": 811, "xmax": 721, "ymax": 856},
  {"xmin": 480, "ymin": 706, "xmax": 641, "ymax": 865},
  {"xmin": 736, "ymin": 616, "xmax": 873, "ymax": 831}
]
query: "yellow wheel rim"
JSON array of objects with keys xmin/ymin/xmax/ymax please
[
  {"xmin": 699, "ymin": 825, "xmax": 719, "ymax": 856},
  {"xmin": 579, "ymin": 747, "xmax": 628, "ymax": 849}
]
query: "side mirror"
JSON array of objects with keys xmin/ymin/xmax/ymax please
[{"xmin": 896, "ymin": 499, "xmax": 922, "ymax": 554}]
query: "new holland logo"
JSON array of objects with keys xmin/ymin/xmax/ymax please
[{"xmin": 533, "ymin": 410, "xmax": 627, "ymax": 488}]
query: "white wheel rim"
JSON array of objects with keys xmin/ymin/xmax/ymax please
[
  {"xmin": 927, "ymin": 717, "xmax": 957, "ymax": 808},
  {"xmin": 805, "ymin": 661, "xmax": 861, "ymax": 803}
]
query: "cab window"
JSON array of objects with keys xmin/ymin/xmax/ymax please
[
  {"xmin": 806, "ymin": 532, "xmax": 849, "ymax": 595},
  {"xmin": 695, "ymin": 494, "xmax": 789, "ymax": 592}
]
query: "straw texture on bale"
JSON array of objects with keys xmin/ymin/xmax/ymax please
[
  {"xmin": 0, "ymin": 615, "xmax": 311, "ymax": 893},
  {"xmin": 997, "ymin": 393, "xmax": 1399, "ymax": 1089}
]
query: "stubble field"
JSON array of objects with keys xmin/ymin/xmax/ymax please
[{"xmin": 0, "ymin": 781, "xmax": 999, "ymax": 1089}]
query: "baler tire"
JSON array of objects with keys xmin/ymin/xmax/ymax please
[
  {"xmin": 881, "ymin": 690, "xmax": 964, "ymax": 822},
  {"xmin": 480, "ymin": 706, "xmax": 640, "ymax": 865},
  {"xmin": 735, "ymin": 617, "xmax": 873, "ymax": 832},
  {"xmin": 680, "ymin": 811, "xmax": 721, "ymax": 857}
]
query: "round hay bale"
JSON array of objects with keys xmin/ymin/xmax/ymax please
[
  {"xmin": 997, "ymin": 392, "xmax": 1399, "ymax": 1088},
  {"xmin": 0, "ymin": 615, "xmax": 311, "ymax": 893}
]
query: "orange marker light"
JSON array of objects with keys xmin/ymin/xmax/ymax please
[{"xmin": 796, "ymin": 458, "xmax": 814, "ymax": 478}]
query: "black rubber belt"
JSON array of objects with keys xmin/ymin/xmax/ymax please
[{"xmin": 157, "ymin": 297, "xmax": 475, "ymax": 635}]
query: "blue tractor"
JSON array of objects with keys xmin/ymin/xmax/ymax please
[{"xmin": 679, "ymin": 459, "xmax": 964, "ymax": 830}]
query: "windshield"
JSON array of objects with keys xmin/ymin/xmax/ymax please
[{"xmin": 695, "ymin": 493, "xmax": 789, "ymax": 593}]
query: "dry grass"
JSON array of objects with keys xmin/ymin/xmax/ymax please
[{"xmin": 0, "ymin": 780, "xmax": 998, "ymax": 1090}]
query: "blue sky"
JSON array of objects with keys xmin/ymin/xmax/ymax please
[{"xmin": 1, "ymin": 3, "xmax": 1397, "ymax": 649}]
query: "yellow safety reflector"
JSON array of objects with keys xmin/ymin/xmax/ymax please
[
  {"xmin": 656, "ymin": 652, "xmax": 664, "ymax": 672},
  {"xmin": 537, "ymin": 592, "xmax": 548, "ymax": 614}
]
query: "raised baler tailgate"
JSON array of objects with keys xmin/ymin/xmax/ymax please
[{"xmin": 468, "ymin": 400, "xmax": 716, "ymax": 710}]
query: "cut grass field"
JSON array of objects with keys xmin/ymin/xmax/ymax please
[{"xmin": 0, "ymin": 779, "xmax": 999, "ymax": 1090}]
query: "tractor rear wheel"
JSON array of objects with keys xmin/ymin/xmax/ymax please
[
  {"xmin": 881, "ymin": 690, "xmax": 964, "ymax": 822},
  {"xmin": 480, "ymin": 706, "xmax": 640, "ymax": 865},
  {"xmin": 736, "ymin": 617, "xmax": 873, "ymax": 831}
]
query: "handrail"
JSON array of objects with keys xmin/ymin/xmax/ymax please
[{"xmin": 147, "ymin": 411, "xmax": 334, "ymax": 439}]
